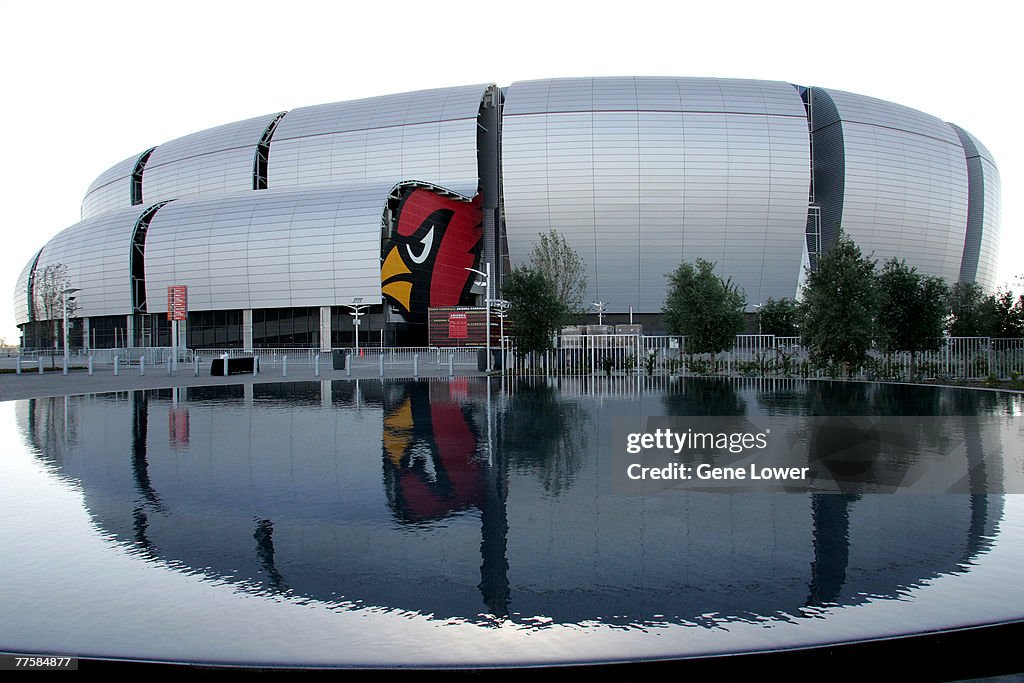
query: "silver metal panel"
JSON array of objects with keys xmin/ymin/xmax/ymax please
[
  {"xmin": 81, "ymin": 153, "xmax": 142, "ymax": 219},
  {"xmin": 267, "ymin": 84, "xmax": 488, "ymax": 196},
  {"xmin": 32, "ymin": 205, "xmax": 153, "ymax": 319},
  {"xmin": 819, "ymin": 88, "xmax": 969, "ymax": 283},
  {"xmin": 144, "ymin": 185, "xmax": 389, "ymax": 312},
  {"xmin": 950, "ymin": 124, "xmax": 1001, "ymax": 289},
  {"xmin": 502, "ymin": 77, "xmax": 811, "ymax": 311},
  {"xmin": 13, "ymin": 253, "xmax": 37, "ymax": 325},
  {"xmin": 503, "ymin": 77, "xmax": 807, "ymax": 117},
  {"xmin": 142, "ymin": 112, "xmax": 284, "ymax": 205}
]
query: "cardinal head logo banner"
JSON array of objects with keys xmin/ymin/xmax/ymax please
[{"xmin": 381, "ymin": 188, "xmax": 483, "ymax": 323}]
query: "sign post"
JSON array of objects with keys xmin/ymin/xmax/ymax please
[{"xmin": 167, "ymin": 285, "xmax": 188, "ymax": 369}]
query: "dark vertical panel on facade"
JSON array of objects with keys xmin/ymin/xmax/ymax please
[
  {"xmin": 809, "ymin": 88, "xmax": 844, "ymax": 252},
  {"xmin": 131, "ymin": 148, "xmax": 156, "ymax": 206},
  {"xmin": 950, "ymin": 124, "xmax": 985, "ymax": 283}
]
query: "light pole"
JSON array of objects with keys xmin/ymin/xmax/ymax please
[
  {"xmin": 62, "ymin": 287, "xmax": 79, "ymax": 374},
  {"xmin": 345, "ymin": 298, "xmax": 369, "ymax": 355},
  {"xmin": 465, "ymin": 263, "xmax": 492, "ymax": 371},
  {"xmin": 492, "ymin": 298, "xmax": 509, "ymax": 366},
  {"xmin": 753, "ymin": 303, "xmax": 763, "ymax": 335},
  {"xmin": 592, "ymin": 301, "xmax": 607, "ymax": 326}
]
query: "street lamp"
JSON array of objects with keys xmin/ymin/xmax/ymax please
[
  {"xmin": 345, "ymin": 298, "xmax": 369, "ymax": 355},
  {"xmin": 62, "ymin": 287, "xmax": 79, "ymax": 375},
  {"xmin": 752, "ymin": 303, "xmax": 763, "ymax": 335},
  {"xmin": 465, "ymin": 262, "xmax": 492, "ymax": 371},
  {"xmin": 592, "ymin": 301, "xmax": 607, "ymax": 326}
]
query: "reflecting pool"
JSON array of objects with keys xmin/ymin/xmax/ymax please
[{"xmin": 2, "ymin": 377, "xmax": 1023, "ymax": 667}]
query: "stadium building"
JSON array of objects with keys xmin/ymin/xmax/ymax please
[{"xmin": 14, "ymin": 77, "xmax": 1001, "ymax": 350}]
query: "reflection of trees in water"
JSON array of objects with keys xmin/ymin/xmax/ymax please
[
  {"xmin": 661, "ymin": 378, "xmax": 747, "ymax": 416},
  {"xmin": 500, "ymin": 380, "xmax": 587, "ymax": 496}
]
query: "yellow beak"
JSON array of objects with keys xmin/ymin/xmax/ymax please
[{"xmin": 381, "ymin": 246, "xmax": 412, "ymax": 311}]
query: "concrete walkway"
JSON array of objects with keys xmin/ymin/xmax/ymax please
[{"xmin": 0, "ymin": 358, "xmax": 486, "ymax": 401}]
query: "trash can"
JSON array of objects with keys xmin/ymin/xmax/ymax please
[{"xmin": 332, "ymin": 349, "xmax": 347, "ymax": 370}]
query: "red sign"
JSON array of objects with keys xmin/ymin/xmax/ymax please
[
  {"xmin": 448, "ymin": 312, "xmax": 468, "ymax": 339},
  {"xmin": 167, "ymin": 285, "xmax": 188, "ymax": 321}
]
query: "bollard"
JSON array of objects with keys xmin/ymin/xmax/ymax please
[
  {"xmin": 346, "ymin": 354, "xmax": 352, "ymax": 377},
  {"xmin": 39, "ymin": 357, "xmax": 45, "ymax": 375},
  {"xmin": 283, "ymin": 355, "xmax": 288, "ymax": 377},
  {"xmin": 413, "ymin": 353, "xmax": 419, "ymax": 378},
  {"xmin": 314, "ymin": 353, "xmax": 320, "ymax": 377},
  {"xmin": 378, "ymin": 353, "xmax": 384, "ymax": 377},
  {"xmin": 88, "ymin": 355, "xmax": 94, "ymax": 376},
  {"xmin": 16, "ymin": 356, "xmax": 21, "ymax": 374},
  {"xmin": 448, "ymin": 353, "xmax": 454, "ymax": 377},
  {"xmin": 253, "ymin": 355, "xmax": 258, "ymax": 376},
  {"xmin": 223, "ymin": 354, "xmax": 229, "ymax": 377},
  {"xmin": 194, "ymin": 355, "xmax": 199, "ymax": 377},
  {"xmin": 140, "ymin": 356, "xmax": 145, "ymax": 376},
  {"xmin": 114, "ymin": 355, "xmax": 120, "ymax": 376},
  {"xmin": 167, "ymin": 356, "xmax": 172, "ymax": 376}
]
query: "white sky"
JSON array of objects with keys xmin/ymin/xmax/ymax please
[{"xmin": 1, "ymin": 0, "xmax": 1019, "ymax": 342}]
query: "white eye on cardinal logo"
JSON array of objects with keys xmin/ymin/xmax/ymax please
[{"xmin": 405, "ymin": 226, "xmax": 435, "ymax": 264}]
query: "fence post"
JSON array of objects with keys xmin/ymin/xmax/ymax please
[
  {"xmin": 88, "ymin": 355, "xmax": 94, "ymax": 376},
  {"xmin": 315, "ymin": 353, "xmax": 320, "ymax": 377},
  {"xmin": 413, "ymin": 353, "xmax": 419, "ymax": 378},
  {"xmin": 449, "ymin": 353, "xmax": 454, "ymax": 377},
  {"xmin": 114, "ymin": 355, "xmax": 119, "ymax": 376},
  {"xmin": 346, "ymin": 354, "xmax": 352, "ymax": 377},
  {"xmin": 283, "ymin": 355, "xmax": 288, "ymax": 377}
]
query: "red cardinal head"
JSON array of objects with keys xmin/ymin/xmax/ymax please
[{"xmin": 381, "ymin": 189, "xmax": 482, "ymax": 322}]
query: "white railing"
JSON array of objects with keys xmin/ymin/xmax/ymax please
[{"xmin": 504, "ymin": 335, "xmax": 1024, "ymax": 381}]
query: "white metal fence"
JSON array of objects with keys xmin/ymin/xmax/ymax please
[{"xmin": 504, "ymin": 335, "xmax": 1024, "ymax": 381}]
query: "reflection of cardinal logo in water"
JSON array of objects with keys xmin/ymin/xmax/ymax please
[
  {"xmin": 382, "ymin": 383, "xmax": 484, "ymax": 523},
  {"xmin": 381, "ymin": 189, "xmax": 482, "ymax": 323}
]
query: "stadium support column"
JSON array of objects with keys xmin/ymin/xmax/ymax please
[
  {"xmin": 479, "ymin": 85, "xmax": 501, "ymax": 291},
  {"xmin": 320, "ymin": 306, "xmax": 331, "ymax": 352},
  {"xmin": 243, "ymin": 309, "xmax": 254, "ymax": 352}
]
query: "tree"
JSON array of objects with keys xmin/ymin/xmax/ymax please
[
  {"xmin": 35, "ymin": 263, "xmax": 78, "ymax": 352},
  {"xmin": 947, "ymin": 281, "xmax": 995, "ymax": 337},
  {"xmin": 757, "ymin": 297, "xmax": 801, "ymax": 337},
  {"xmin": 875, "ymin": 259, "xmax": 950, "ymax": 374},
  {"xmin": 527, "ymin": 228, "xmax": 587, "ymax": 317},
  {"xmin": 662, "ymin": 258, "xmax": 746, "ymax": 354},
  {"xmin": 503, "ymin": 266, "xmax": 574, "ymax": 357},
  {"xmin": 800, "ymin": 231, "xmax": 878, "ymax": 373},
  {"xmin": 990, "ymin": 288, "xmax": 1024, "ymax": 339}
]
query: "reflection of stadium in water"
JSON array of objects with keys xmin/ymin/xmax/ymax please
[{"xmin": 16, "ymin": 378, "xmax": 1014, "ymax": 627}]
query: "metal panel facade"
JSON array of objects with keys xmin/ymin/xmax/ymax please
[
  {"xmin": 141, "ymin": 112, "xmax": 285, "ymax": 205},
  {"xmin": 81, "ymin": 153, "xmax": 142, "ymax": 219},
  {"xmin": 814, "ymin": 88, "xmax": 969, "ymax": 283},
  {"xmin": 13, "ymin": 253, "xmax": 37, "ymax": 325},
  {"xmin": 502, "ymin": 77, "xmax": 812, "ymax": 310},
  {"xmin": 950, "ymin": 124, "xmax": 1001, "ymax": 290},
  {"xmin": 32, "ymin": 205, "xmax": 153, "ymax": 319},
  {"xmin": 144, "ymin": 186, "xmax": 388, "ymax": 312},
  {"xmin": 267, "ymin": 85, "xmax": 487, "ymax": 198}
]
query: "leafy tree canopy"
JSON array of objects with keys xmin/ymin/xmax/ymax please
[
  {"xmin": 800, "ymin": 230, "xmax": 878, "ymax": 370},
  {"xmin": 757, "ymin": 297, "xmax": 800, "ymax": 337},
  {"xmin": 876, "ymin": 258, "xmax": 949, "ymax": 355},
  {"xmin": 662, "ymin": 258, "xmax": 746, "ymax": 354},
  {"xmin": 528, "ymin": 228, "xmax": 588, "ymax": 317}
]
